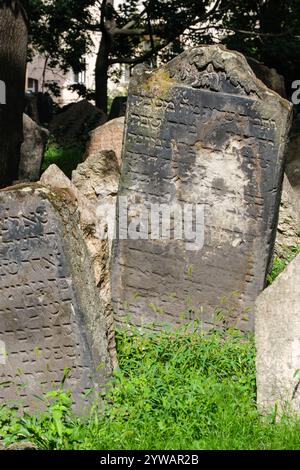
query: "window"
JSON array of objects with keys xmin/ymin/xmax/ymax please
[
  {"xmin": 73, "ymin": 61, "xmax": 86, "ymax": 85},
  {"xmin": 27, "ymin": 78, "xmax": 39, "ymax": 94}
]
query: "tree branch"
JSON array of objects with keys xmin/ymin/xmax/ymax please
[
  {"xmin": 108, "ymin": 0, "xmax": 231, "ymax": 67},
  {"xmin": 100, "ymin": 0, "xmax": 108, "ymax": 33},
  {"xmin": 146, "ymin": 5, "xmax": 156, "ymax": 62},
  {"xmin": 111, "ymin": 28, "xmax": 146, "ymax": 35}
]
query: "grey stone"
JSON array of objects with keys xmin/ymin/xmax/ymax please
[
  {"xmin": 245, "ymin": 59, "xmax": 300, "ymax": 260},
  {"xmin": 246, "ymin": 57, "xmax": 286, "ymax": 98},
  {"xmin": 112, "ymin": 45, "xmax": 292, "ymax": 331},
  {"xmin": 285, "ymin": 111, "xmax": 300, "ymax": 196},
  {"xmin": 18, "ymin": 114, "xmax": 49, "ymax": 182},
  {"xmin": 108, "ymin": 96, "xmax": 127, "ymax": 121},
  {"xmin": 0, "ymin": 185, "xmax": 111, "ymax": 411},
  {"xmin": 256, "ymin": 253, "xmax": 300, "ymax": 414},
  {"xmin": 49, "ymin": 100, "xmax": 107, "ymax": 148}
]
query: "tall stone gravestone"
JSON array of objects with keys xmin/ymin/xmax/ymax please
[
  {"xmin": 0, "ymin": 185, "xmax": 111, "ymax": 411},
  {"xmin": 256, "ymin": 253, "xmax": 300, "ymax": 414},
  {"xmin": 112, "ymin": 45, "xmax": 292, "ymax": 331}
]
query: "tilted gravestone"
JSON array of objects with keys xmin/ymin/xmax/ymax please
[
  {"xmin": 112, "ymin": 45, "xmax": 292, "ymax": 331},
  {"xmin": 0, "ymin": 185, "xmax": 111, "ymax": 411},
  {"xmin": 18, "ymin": 114, "xmax": 49, "ymax": 182},
  {"xmin": 256, "ymin": 253, "xmax": 300, "ymax": 414}
]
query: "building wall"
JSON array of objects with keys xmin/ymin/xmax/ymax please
[{"xmin": 26, "ymin": 28, "xmax": 129, "ymax": 107}]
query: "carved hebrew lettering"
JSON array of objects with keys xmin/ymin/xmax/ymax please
[
  {"xmin": 112, "ymin": 45, "xmax": 292, "ymax": 331},
  {"xmin": 0, "ymin": 187, "xmax": 111, "ymax": 410}
]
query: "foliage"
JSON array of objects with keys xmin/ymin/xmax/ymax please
[
  {"xmin": 221, "ymin": 0, "xmax": 300, "ymax": 91},
  {"xmin": 267, "ymin": 245, "xmax": 300, "ymax": 285},
  {"xmin": 41, "ymin": 138, "xmax": 84, "ymax": 178},
  {"xmin": 25, "ymin": 1, "xmax": 300, "ymax": 103},
  {"xmin": 1, "ymin": 327, "xmax": 300, "ymax": 450}
]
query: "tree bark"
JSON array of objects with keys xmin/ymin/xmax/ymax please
[
  {"xmin": 0, "ymin": 1, "xmax": 28, "ymax": 188},
  {"xmin": 95, "ymin": 29, "xmax": 111, "ymax": 114}
]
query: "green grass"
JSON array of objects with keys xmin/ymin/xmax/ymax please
[
  {"xmin": 1, "ymin": 327, "xmax": 300, "ymax": 450},
  {"xmin": 42, "ymin": 138, "xmax": 84, "ymax": 179},
  {"xmin": 267, "ymin": 245, "xmax": 300, "ymax": 285}
]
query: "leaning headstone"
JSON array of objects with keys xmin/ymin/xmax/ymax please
[
  {"xmin": 83, "ymin": 117, "xmax": 124, "ymax": 166},
  {"xmin": 256, "ymin": 253, "xmax": 300, "ymax": 414},
  {"xmin": 49, "ymin": 100, "xmax": 107, "ymax": 148},
  {"xmin": 18, "ymin": 114, "xmax": 49, "ymax": 182},
  {"xmin": 0, "ymin": 185, "xmax": 111, "ymax": 411},
  {"xmin": 112, "ymin": 45, "xmax": 292, "ymax": 331},
  {"xmin": 41, "ymin": 162, "xmax": 119, "ymax": 369}
]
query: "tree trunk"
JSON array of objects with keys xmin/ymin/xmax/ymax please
[
  {"xmin": 95, "ymin": 30, "xmax": 111, "ymax": 114},
  {"xmin": 0, "ymin": 1, "xmax": 28, "ymax": 188}
]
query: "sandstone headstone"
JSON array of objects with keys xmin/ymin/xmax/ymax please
[
  {"xmin": 256, "ymin": 253, "xmax": 300, "ymax": 414},
  {"xmin": 0, "ymin": 185, "xmax": 111, "ymax": 410},
  {"xmin": 73, "ymin": 150, "xmax": 120, "ymax": 201},
  {"xmin": 18, "ymin": 114, "xmax": 49, "ymax": 182},
  {"xmin": 40, "ymin": 163, "xmax": 96, "ymax": 226},
  {"xmin": 112, "ymin": 45, "xmax": 292, "ymax": 331},
  {"xmin": 84, "ymin": 117, "xmax": 124, "ymax": 166},
  {"xmin": 41, "ymin": 163, "xmax": 119, "ymax": 368},
  {"xmin": 72, "ymin": 153, "xmax": 120, "ymax": 367},
  {"xmin": 275, "ymin": 175, "xmax": 300, "ymax": 258}
]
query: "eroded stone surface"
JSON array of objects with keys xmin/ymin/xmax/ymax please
[
  {"xmin": 41, "ymin": 163, "xmax": 118, "ymax": 368},
  {"xmin": 72, "ymin": 153, "xmax": 120, "ymax": 367},
  {"xmin": 49, "ymin": 100, "xmax": 107, "ymax": 147},
  {"xmin": 0, "ymin": 185, "xmax": 111, "ymax": 410},
  {"xmin": 19, "ymin": 114, "xmax": 49, "ymax": 182},
  {"xmin": 256, "ymin": 253, "xmax": 300, "ymax": 414},
  {"xmin": 112, "ymin": 45, "xmax": 292, "ymax": 331},
  {"xmin": 275, "ymin": 176, "xmax": 300, "ymax": 258},
  {"xmin": 83, "ymin": 117, "xmax": 124, "ymax": 166}
]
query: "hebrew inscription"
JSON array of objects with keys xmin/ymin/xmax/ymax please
[
  {"xmin": 112, "ymin": 45, "xmax": 292, "ymax": 331},
  {"xmin": 0, "ymin": 186, "xmax": 111, "ymax": 410}
]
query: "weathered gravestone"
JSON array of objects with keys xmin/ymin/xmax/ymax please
[
  {"xmin": 18, "ymin": 114, "xmax": 49, "ymax": 182},
  {"xmin": 256, "ymin": 253, "xmax": 300, "ymax": 414},
  {"xmin": 112, "ymin": 45, "xmax": 292, "ymax": 331},
  {"xmin": 0, "ymin": 185, "xmax": 111, "ymax": 411}
]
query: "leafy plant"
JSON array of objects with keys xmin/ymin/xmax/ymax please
[
  {"xmin": 267, "ymin": 245, "xmax": 300, "ymax": 285},
  {"xmin": 42, "ymin": 138, "xmax": 84, "ymax": 178},
  {"xmin": 1, "ymin": 327, "xmax": 300, "ymax": 450}
]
